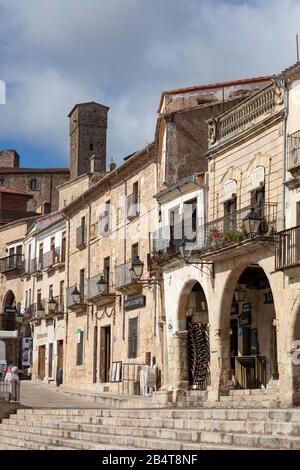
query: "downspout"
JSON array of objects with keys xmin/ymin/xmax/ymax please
[
  {"xmin": 62, "ymin": 212, "xmax": 70, "ymax": 384},
  {"xmin": 282, "ymin": 81, "xmax": 289, "ymax": 231},
  {"xmin": 115, "ymin": 169, "xmax": 127, "ymax": 340}
]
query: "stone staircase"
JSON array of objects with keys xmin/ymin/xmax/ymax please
[{"xmin": 1, "ymin": 407, "xmax": 300, "ymax": 450}]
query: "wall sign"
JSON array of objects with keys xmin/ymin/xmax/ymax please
[
  {"xmin": 4, "ymin": 307, "xmax": 17, "ymax": 314},
  {"xmin": 124, "ymin": 295, "xmax": 146, "ymax": 311},
  {"xmin": 239, "ymin": 303, "xmax": 251, "ymax": 326}
]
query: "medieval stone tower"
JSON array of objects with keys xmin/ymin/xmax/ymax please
[{"xmin": 69, "ymin": 101, "xmax": 109, "ymax": 180}]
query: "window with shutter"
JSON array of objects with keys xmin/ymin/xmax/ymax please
[
  {"xmin": 128, "ymin": 317, "xmax": 138, "ymax": 358},
  {"xmin": 76, "ymin": 331, "xmax": 84, "ymax": 365}
]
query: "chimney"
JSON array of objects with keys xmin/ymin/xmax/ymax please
[{"xmin": 109, "ymin": 160, "xmax": 117, "ymax": 172}]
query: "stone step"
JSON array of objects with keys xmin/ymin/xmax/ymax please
[
  {"xmin": 227, "ymin": 389, "xmax": 277, "ymax": 396},
  {"xmin": 14, "ymin": 407, "xmax": 300, "ymax": 422},
  {"xmin": 2, "ymin": 419, "xmax": 300, "ymax": 450},
  {"xmin": 6, "ymin": 415, "xmax": 300, "ymax": 436},
  {"xmin": 0, "ymin": 426, "xmax": 266, "ymax": 450}
]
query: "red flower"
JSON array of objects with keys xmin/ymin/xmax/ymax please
[{"xmin": 212, "ymin": 231, "xmax": 221, "ymax": 238}]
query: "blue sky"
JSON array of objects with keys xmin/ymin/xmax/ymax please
[{"xmin": 0, "ymin": 0, "xmax": 299, "ymax": 168}]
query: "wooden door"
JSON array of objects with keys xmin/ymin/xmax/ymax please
[
  {"xmin": 48, "ymin": 343, "xmax": 53, "ymax": 379},
  {"xmin": 38, "ymin": 345, "xmax": 46, "ymax": 380},
  {"xmin": 57, "ymin": 340, "xmax": 64, "ymax": 372},
  {"xmin": 100, "ymin": 326, "xmax": 111, "ymax": 383}
]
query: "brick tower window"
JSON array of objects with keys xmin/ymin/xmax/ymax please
[
  {"xmin": 89, "ymin": 143, "xmax": 94, "ymax": 151},
  {"xmin": 30, "ymin": 179, "xmax": 38, "ymax": 190}
]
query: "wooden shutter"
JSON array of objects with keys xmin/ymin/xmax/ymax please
[{"xmin": 128, "ymin": 317, "xmax": 138, "ymax": 358}]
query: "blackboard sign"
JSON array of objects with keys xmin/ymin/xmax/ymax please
[
  {"xmin": 250, "ymin": 328, "xmax": 258, "ymax": 354},
  {"xmin": 4, "ymin": 307, "xmax": 17, "ymax": 315},
  {"xmin": 124, "ymin": 295, "xmax": 146, "ymax": 311}
]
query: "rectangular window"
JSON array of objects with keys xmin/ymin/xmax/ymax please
[
  {"xmin": 183, "ymin": 198, "xmax": 197, "ymax": 242},
  {"xmin": 104, "ymin": 257, "xmax": 110, "ymax": 293},
  {"xmin": 224, "ymin": 198, "xmax": 237, "ymax": 232},
  {"xmin": 128, "ymin": 317, "xmax": 138, "ymax": 358},
  {"xmin": 61, "ymin": 232, "xmax": 66, "ymax": 262},
  {"xmin": 60, "ymin": 280, "xmax": 64, "ymax": 309},
  {"xmin": 37, "ymin": 289, "xmax": 42, "ymax": 305},
  {"xmin": 49, "ymin": 285, "xmax": 53, "ymax": 299},
  {"xmin": 131, "ymin": 243, "xmax": 139, "ymax": 262},
  {"xmin": 251, "ymin": 186, "xmax": 265, "ymax": 218},
  {"xmin": 38, "ymin": 243, "xmax": 43, "ymax": 269},
  {"xmin": 79, "ymin": 269, "xmax": 85, "ymax": 301},
  {"xmin": 99, "ymin": 200, "xmax": 111, "ymax": 235},
  {"xmin": 76, "ymin": 217, "xmax": 86, "ymax": 248},
  {"xmin": 76, "ymin": 331, "xmax": 84, "ymax": 366}
]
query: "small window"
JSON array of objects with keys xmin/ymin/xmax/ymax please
[
  {"xmin": 90, "ymin": 143, "xmax": 94, "ymax": 151},
  {"xmin": 76, "ymin": 331, "xmax": 84, "ymax": 366},
  {"xmin": 0, "ymin": 179, "xmax": 5, "ymax": 186},
  {"xmin": 30, "ymin": 179, "xmax": 38, "ymax": 190},
  {"xmin": 131, "ymin": 243, "xmax": 139, "ymax": 262},
  {"xmin": 128, "ymin": 317, "xmax": 138, "ymax": 358}
]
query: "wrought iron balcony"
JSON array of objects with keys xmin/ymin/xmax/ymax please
[
  {"xmin": 87, "ymin": 274, "xmax": 116, "ymax": 306},
  {"xmin": 42, "ymin": 247, "xmax": 65, "ymax": 270},
  {"xmin": 127, "ymin": 192, "xmax": 140, "ymax": 219},
  {"xmin": 275, "ymin": 225, "xmax": 300, "ymax": 270},
  {"xmin": 201, "ymin": 203, "xmax": 277, "ymax": 256},
  {"xmin": 115, "ymin": 260, "xmax": 142, "ymax": 294},
  {"xmin": 66, "ymin": 284, "xmax": 88, "ymax": 312},
  {"xmin": 0, "ymin": 254, "xmax": 24, "ymax": 273}
]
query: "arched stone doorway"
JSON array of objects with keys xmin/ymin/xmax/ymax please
[
  {"xmin": 175, "ymin": 280, "xmax": 210, "ymax": 391},
  {"xmin": 219, "ymin": 264, "xmax": 278, "ymax": 390},
  {"xmin": 2, "ymin": 290, "xmax": 17, "ymax": 331}
]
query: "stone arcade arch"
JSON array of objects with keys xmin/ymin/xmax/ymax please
[
  {"xmin": 171, "ymin": 278, "xmax": 211, "ymax": 392},
  {"xmin": 216, "ymin": 262, "xmax": 279, "ymax": 391}
]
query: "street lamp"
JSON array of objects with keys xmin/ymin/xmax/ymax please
[
  {"xmin": 130, "ymin": 256, "xmax": 144, "ymax": 282},
  {"xmin": 234, "ymin": 286, "xmax": 247, "ymax": 303},
  {"xmin": 71, "ymin": 286, "xmax": 81, "ymax": 304},
  {"xmin": 96, "ymin": 274, "xmax": 108, "ymax": 294},
  {"xmin": 48, "ymin": 297, "xmax": 57, "ymax": 313},
  {"xmin": 179, "ymin": 237, "xmax": 193, "ymax": 260},
  {"xmin": 242, "ymin": 208, "xmax": 262, "ymax": 237}
]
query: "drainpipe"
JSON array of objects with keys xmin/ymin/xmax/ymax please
[
  {"xmin": 282, "ymin": 81, "xmax": 289, "ymax": 231},
  {"xmin": 61, "ymin": 212, "xmax": 70, "ymax": 384},
  {"xmin": 115, "ymin": 169, "xmax": 127, "ymax": 340}
]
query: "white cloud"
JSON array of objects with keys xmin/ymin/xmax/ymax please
[{"xmin": 0, "ymin": 0, "xmax": 299, "ymax": 165}]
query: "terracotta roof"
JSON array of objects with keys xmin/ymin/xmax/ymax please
[
  {"xmin": 0, "ymin": 167, "xmax": 69, "ymax": 174},
  {"xmin": 157, "ymin": 75, "xmax": 273, "ymax": 113},
  {"xmin": 0, "ymin": 186, "xmax": 32, "ymax": 197}
]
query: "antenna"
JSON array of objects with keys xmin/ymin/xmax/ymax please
[{"xmin": 297, "ymin": 34, "xmax": 299, "ymax": 62}]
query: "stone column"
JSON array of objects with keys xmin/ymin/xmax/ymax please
[
  {"xmin": 171, "ymin": 330, "xmax": 189, "ymax": 400},
  {"xmin": 208, "ymin": 328, "xmax": 232, "ymax": 402}
]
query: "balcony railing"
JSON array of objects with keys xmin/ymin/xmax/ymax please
[
  {"xmin": 43, "ymin": 247, "xmax": 65, "ymax": 269},
  {"xmin": 87, "ymin": 274, "xmax": 116, "ymax": 305},
  {"xmin": 208, "ymin": 82, "xmax": 282, "ymax": 146},
  {"xmin": 66, "ymin": 284, "xmax": 88, "ymax": 311},
  {"xmin": 115, "ymin": 261, "xmax": 133, "ymax": 289},
  {"xmin": 127, "ymin": 192, "xmax": 140, "ymax": 219},
  {"xmin": 152, "ymin": 218, "xmax": 204, "ymax": 258},
  {"xmin": 0, "ymin": 254, "xmax": 24, "ymax": 273},
  {"xmin": 275, "ymin": 225, "xmax": 300, "ymax": 270},
  {"xmin": 201, "ymin": 203, "xmax": 277, "ymax": 254},
  {"xmin": 287, "ymin": 130, "xmax": 300, "ymax": 172}
]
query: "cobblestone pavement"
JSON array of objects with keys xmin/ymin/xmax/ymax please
[{"xmin": 20, "ymin": 381, "xmax": 102, "ymax": 409}]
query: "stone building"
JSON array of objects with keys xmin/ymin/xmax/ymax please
[
  {"xmin": 0, "ymin": 216, "xmax": 38, "ymax": 368},
  {"xmin": 63, "ymin": 142, "xmax": 162, "ymax": 392},
  {"xmin": 153, "ymin": 63, "xmax": 300, "ymax": 407},
  {"xmin": 0, "ymin": 150, "xmax": 69, "ymax": 214},
  {"xmin": 22, "ymin": 212, "xmax": 66, "ymax": 383},
  {"xmin": 0, "ymin": 187, "xmax": 36, "ymax": 225}
]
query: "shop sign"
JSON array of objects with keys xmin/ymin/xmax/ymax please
[
  {"xmin": 21, "ymin": 337, "xmax": 32, "ymax": 367},
  {"xmin": 250, "ymin": 328, "xmax": 258, "ymax": 354},
  {"xmin": 124, "ymin": 295, "xmax": 146, "ymax": 312},
  {"xmin": 239, "ymin": 303, "xmax": 251, "ymax": 326}
]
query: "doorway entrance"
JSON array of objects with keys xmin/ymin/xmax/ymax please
[
  {"xmin": 100, "ymin": 326, "xmax": 111, "ymax": 383},
  {"xmin": 48, "ymin": 343, "xmax": 53, "ymax": 379},
  {"xmin": 38, "ymin": 345, "xmax": 46, "ymax": 380},
  {"xmin": 57, "ymin": 340, "xmax": 64, "ymax": 383},
  {"xmin": 229, "ymin": 265, "xmax": 278, "ymax": 389},
  {"xmin": 186, "ymin": 283, "xmax": 210, "ymax": 390}
]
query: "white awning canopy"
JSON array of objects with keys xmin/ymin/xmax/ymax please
[
  {"xmin": 221, "ymin": 179, "xmax": 237, "ymax": 203},
  {"xmin": 248, "ymin": 165, "xmax": 265, "ymax": 192}
]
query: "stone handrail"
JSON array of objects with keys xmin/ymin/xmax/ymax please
[{"xmin": 208, "ymin": 81, "xmax": 284, "ymax": 146}]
